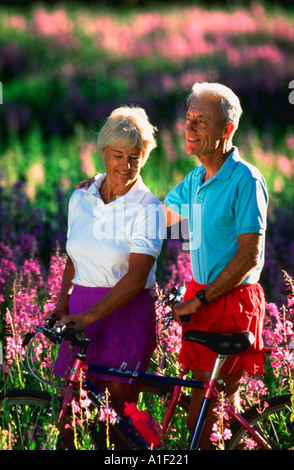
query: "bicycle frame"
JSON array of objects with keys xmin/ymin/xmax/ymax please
[
  {"xmin": 58, "ymin": 351, "xmax": 204, "ymax": 449},
  {"xmin": 57, "ymin": 349, "xmax": 273, "ymax": 450}
]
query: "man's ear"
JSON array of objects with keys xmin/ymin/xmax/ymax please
[{"xmin": 223, "ymin": 121, "xmax": 235, "ymax": 139}]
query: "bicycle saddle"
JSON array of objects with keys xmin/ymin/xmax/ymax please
[{"xmin": 182, "ymin": 330, "xmax": 255, "ymax": 355}]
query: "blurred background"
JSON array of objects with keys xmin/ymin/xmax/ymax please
[{"xmin": 0, "ymin": 0, "xmax": 293, "ymax": 303}]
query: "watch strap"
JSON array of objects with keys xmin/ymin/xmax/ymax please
[{"xmin": 196, "ymin": 289, "xmax": 209, "ymax": 305}]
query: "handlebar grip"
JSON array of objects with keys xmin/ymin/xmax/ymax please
[{"xmin": 181, "ymin": 314, "xmax": 191, "ymax": 324}]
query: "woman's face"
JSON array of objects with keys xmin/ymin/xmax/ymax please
[{"xmin": 104, "ymin": 146, "xmax": 143, "ymax": 191}]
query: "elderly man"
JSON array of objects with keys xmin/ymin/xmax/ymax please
[{"xmin": 163, "ymin": 82, "xmax": 268, "ymax": 449}]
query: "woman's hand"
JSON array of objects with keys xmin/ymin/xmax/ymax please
[
  {"xmin": 45, "ymin": 304, "xmax": 68, "ymax": 321},
  {"xmin": 55, "ymin": 313, "xmax": 89, "ymax": 330}
]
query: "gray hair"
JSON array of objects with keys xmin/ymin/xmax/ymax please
[
  {"xmin": 97, "ymin": 106, "xmax": 157, "ymax": 166},
  {"xmin": 187, "ymin": 82, "xmax": 242, "ymax": 135}
]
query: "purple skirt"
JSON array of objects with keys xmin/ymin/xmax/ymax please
[{"xmin": 53, "ymin": 285, "xmax": 156, "ymax": 382}]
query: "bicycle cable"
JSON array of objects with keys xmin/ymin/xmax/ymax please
[{"xmin": 21, "ymin": 330, "xmax": 80, "ymax": 395}]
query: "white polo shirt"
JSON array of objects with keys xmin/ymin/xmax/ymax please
[{"xmin": 66, "ymin": 174, "xmax": 166, "ymax": 288}]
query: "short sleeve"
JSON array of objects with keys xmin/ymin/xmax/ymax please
[
  {"xmin": 130, "ymin": 202, "xmax": 166, "ymax": 259},
  {"xmin": 164, "ymin": 171, "xmax": 195, "ymax": 218},
  {"xmin": 67, "ymin": 189, "xmax": 80, "ymax": 238},
  {"xmin": 235, "ymin": 176, "xmax": 268, "ymax": 236}
]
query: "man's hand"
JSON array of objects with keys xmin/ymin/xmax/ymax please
[
  {"xmin": 173, "ymin": 297, "xmax": 200, "ymax": 326},
  {"xmin": 76, "ymin": 174, "xmax": 98, "ymax": 190}
]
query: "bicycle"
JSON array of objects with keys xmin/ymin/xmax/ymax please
[{"xmin": 0, "ymin": 286, "xmax": 293, "ymax": 451}]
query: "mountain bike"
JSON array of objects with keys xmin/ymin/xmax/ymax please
[{"xmin": 0, "ymin": 286, "xmax": 293, "ymax": 450}]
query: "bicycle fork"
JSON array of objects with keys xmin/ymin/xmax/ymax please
[{"xmin": 58, "ymin": 354, "xmax": 85, "ymax": 423}]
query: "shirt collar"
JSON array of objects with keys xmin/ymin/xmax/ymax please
[
  {"xmin": 214, "ymin": 146, "xmax": 240, "ymax": 181},
  {"xmin": 87, "ymin": 173, "xmax": 149, "ymax": 204}
]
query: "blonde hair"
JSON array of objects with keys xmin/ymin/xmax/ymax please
[
  {"xmin": 97, "ymin": 106, "xmax": 157, "ymax": 166},
  {"xmin": 187, "ymin": 82, "xmax": 242, "ymax": 137}
]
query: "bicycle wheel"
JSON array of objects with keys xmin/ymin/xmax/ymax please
[
  {"xmin": 0, "ymin": 389, "xmax": 97, "ymax": 450},
  {"xmin": 138, "ymin": 384, "xmax": 191, "ymax": 450},
  {"xmin": 0, "ymin": 389, "xmax": 60, "ymax": 450},
  {"xmin": 227, "ymin": 394, "xmax": 294, "ymax": 450}
]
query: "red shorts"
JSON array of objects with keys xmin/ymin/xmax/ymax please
[{"xmin": 178, "ymin": 279, "xmax": 266, "ymax": 376}]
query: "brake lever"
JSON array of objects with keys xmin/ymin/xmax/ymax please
[
  {"xmin": 45, "ymin": 314, "xmax": 57, "ymax": 329},
  {"xmin": 161, "ymin": 286, "xmax": 187, "ymax": 330},
  {"xmin": 162, "ymin": 286, "xmax": 191, "ymax": 331},
  {"xmin": 22, "ymin": 314, "xmax": 58, "ymax": 347},
  {"xmin": 55, "ymin": 320, "xmax": 76, "ymax": 333}
]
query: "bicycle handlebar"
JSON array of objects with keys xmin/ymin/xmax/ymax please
[
  {"xmin": 159, "ymin": 285, "xmax": 187, "ymax": 330},
  {"xmin": 161, "ymin": 285, "xmax": 186, "ymax": 307},
  {"xmin": 37, "ymin": 323, "xmax": 89, "ymax": 349},
  {"xmin": 22, "ymin": 314, "xmax": 90, "ymax": 353}
]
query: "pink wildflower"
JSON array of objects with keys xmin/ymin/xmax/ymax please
[
  {"xmin": 99, "ymin": 407, "xmax": 117, "ymax": 425},
  {"xmin": 0, "ymin": 243, "xmax": 16, "ymax": 303},
  {"xmin": 71, "ymin": 398, "xmax": 80, "ymax": 414}
]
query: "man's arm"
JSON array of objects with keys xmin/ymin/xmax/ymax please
[
  {"xmin": 173, "ymin": 232, "xmax": 263, "ymax": 324},
  {"xmin": 205, "ymin": 232, "xmax": 263, "ymax": 299},
  {"xmin": 161, "ymin": 202, "xmax": 184, "ymax": 226}
]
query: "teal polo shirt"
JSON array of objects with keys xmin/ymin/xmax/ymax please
[{"xmin": 164, "ymin": 147, "xmax": 268, "ymax": 285}]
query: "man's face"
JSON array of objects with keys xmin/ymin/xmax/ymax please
[{"xmin": 185, "ymin": 95, "xmax": 227, "ymax": 158}]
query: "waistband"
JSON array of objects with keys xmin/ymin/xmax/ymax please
[
  {"xmin": 72, "ymin": 284, "xmax": 151, "ymax": 295},
  {"xmin": 191, "ymin": 278, "xmax": 262, "ymax": 293},
  {"xmin": 72, "ymin": 284, "xmax": 111, "ymax": 294}
]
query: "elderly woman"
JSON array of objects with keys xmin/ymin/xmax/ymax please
[{"xmin": 49, "ymin": 106, "xmax": 165, "ymax": 423}]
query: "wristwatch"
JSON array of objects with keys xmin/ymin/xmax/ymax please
[{"xmin": 196, "ymin": 289, "xmax": 209, "ymax": 305}]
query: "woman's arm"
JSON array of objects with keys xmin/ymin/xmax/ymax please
[
  {"xmin": 173, "ymin": 232, "xmax": 263, "ymax": 325},
  {"xmin": 55, "ymin": 253, "xmax": 156, "ymax": 329}
]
